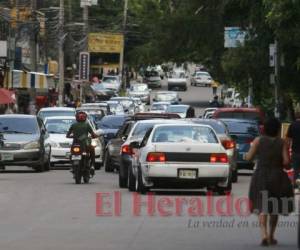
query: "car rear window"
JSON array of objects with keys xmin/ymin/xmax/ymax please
[
  {"xmin": 216, "ymin": 111, "xmax": 261, "ymax": 122},
  {"xmin": 224, "ymin": 121, "xmax": 259, "ymax": 135},
  {"xmin": 193, "ymin": 121, "xmax": 227, "ymax": 134},
  {"xmin": 39, "ymin": 111, "xmax": 75, "ymax": 119},
  {"xmin": 0, "ymin": 117, "xmax": 39, "ymax": 134},
  {"xmin": 152, "ymin": 126, "xmax": 218, "ymax": 143}
]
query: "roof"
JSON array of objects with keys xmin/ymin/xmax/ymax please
[
  {"xmin": 44, "ymin": 116, "xmax": 75, "ymax": 121},
  {"xmin": 215, "ymin": 108, "xmax": 261, "ymax": 113},
  {"xmin": 219, "ymin": 118, "xmax": 259, "ymax": 124},
  {"xmin": 0, "ymin": 114, "xmax": 36, "ymax": 119},
  {"xmin": 132, "ymin": 112, "xmax": 181, "ymax": 120},
  {"xmin": 134, "ymin": 119, "xmax": 188, "ymax": 124},
  {"xmin": 151, "ymin": 102, "xmax": 170, "ymax": 105}
]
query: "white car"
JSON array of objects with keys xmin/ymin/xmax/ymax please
[
  {"xmin": 37, "ymin": 107, "xmax": 76, "ymax": 121},
  {"xmin": 106, "ymin": 101, "xmax": 125, "ymax": 115},
  {"xmin": 131, "ymin": 97, "xmax": 146, "ymax": 112},
  {"xmin": 130, "ymin": 124, "xmax": 231, "ymax": 194},
  {"xmin": 191, "ymin": 71, "xmax": 213, "ymax": 87},
  {"xmin": 45, "ymin": 116, "xmax": 103, "ymax": 169},
  {"xmin": 166, "ymin": 104, "xmax": 190, "ymax": 118},
  {"xmin": 167, "ymin": 70, "xmax": 188, "ymax": 91},
  {"xmin": 127, "ymin": 83, "xmax": 151, "ymax": 104},
  {"xmin": 149, "ymin": 102, "xmax": 170, "ymax": 113},
  {"xmin": 102, "ymin": 75, "xmax": 121, "ymax": 91}
]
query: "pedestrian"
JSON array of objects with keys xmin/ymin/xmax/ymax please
[
  {"xmin": 286, "ymin": 106, "xmax": 300, "ymax": 187},
  {"xmin": 246, "ymin": 118, "xmax": 294, "ymax": 246},
  {"xmin": 211, "ymin": 81, "xmax": 219, "ymax": 96},
  {"xmin": 186, "ymin": 106, "xmax": 195, "ymax": 118}
]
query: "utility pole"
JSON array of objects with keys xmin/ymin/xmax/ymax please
[
  {"xmin": 83, "ymin": 4, "xmax": 89, "ymax": 51},
  {"xmin": 120, "ymin": 0, "xmax": 128, "ymax": 89},
  {"xmin": 68, "ymin": 0, "xmax": 72, "ymax": 22},
  {"xmin": 31, "ymin": 0, "xmax": 37, "ymax": 71},
  {"xmin": 58, "ymin": 0, "xmax": 64, "ymax": 106}
]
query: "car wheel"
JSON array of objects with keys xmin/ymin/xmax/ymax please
[
  {"xmin": 135, "ymin": 165, "xmax": 148, "ymax": 194},
  {"xmin": 232, "ymin": 169, "xmax": 238, "ymax": 183},
  {"xmin": 128, "ymin": 165, "xmax": 136, "ymax": 192},
  {"xmin": 36, "ymin": 161, "xmax": 46, "ymax": 172},
  {"xmin": 104, "ymin": 151, "xmax": 114, "ymax": 173},
  {"xmin": 119, "ymin": 172, "xmax": 127, "ymax": 188},
  {"xmin": 44, "ymin": 157, "xmax": 51, "ymax": 171},
  {"xmin": 216, "ymin": 179, "xmax": 232, "ymax": 195}
]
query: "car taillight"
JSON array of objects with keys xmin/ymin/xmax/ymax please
[
  {"xmin": 121, "ymin": 145, "xmax": 132, "ymax": 155},
  {"xmin": 146, "ymin": 152, "xmax": 166, "ymax": 162},
  {"xmin": 222, "ymin": 140, "xmax": 236, "ymax": 150},
  {"xmin": 210, "ymin": 153, "xmax": 228, "ymax": 163}
]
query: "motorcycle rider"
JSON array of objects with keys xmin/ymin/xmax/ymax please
[
  {"xmin": 66, "ymin": 111, "xmax": 98, "ymax": 176},
  {"xmin": 210, "ymin": 95, "xmax": 222, "ymax": 108}
]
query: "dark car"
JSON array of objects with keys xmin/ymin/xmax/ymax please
[
  {"xmin": 0, "ymin": 115, "xmax": 51, "ymax": 172},
  {"xmin": 103, "ymin": 113, "xmax": 181, "ymax": 181},
  {"xmin": 220, "ymin": 119, "xmax": 260, "ymax": 170},
  {"xmin": 96, "ymin": 115, "xmax": 129, "ymax": 145}
]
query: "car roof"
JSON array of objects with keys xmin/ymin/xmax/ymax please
[
  {"xmin": 168, "ymin": 104, "xmax": 189, "ymax": 108},
  {"xmin": 134, "ymin": 119, "xmax": 187, "ymax": 125},
  {"xmin": 0, "ymin": 114, "xmax": 36, "ymax": 119},
  {"xmin": 111, "ymin": 97, "xmax": 131, "ymax": 100},
  {"xmin": 45, "ymin": 116, "xmax": 75, "ymax": 121},
  {"xmin": 215, "ymin": 107, "xmax": 261, "ymax": 112},
  {"xmin": 156, "ymin": 91, "xmax": 177, "ymax": 94},
  {"xmin": 39, "ymin": 107, "xmax": 75, "ymax": 111},
  {"xmin": 219, "ymin": 118, "xmax": 259, "ymax": 124},
  {"xmin": 131, "ymin": 83, "xmax": 147, "ymax": 86},
  {"xmin": 132, "ymin": 112, "xmax": 181, "ymax": 120},
  {"xmin": 151, "ymin": 102, "xmax": 170, "ymax": 105}
]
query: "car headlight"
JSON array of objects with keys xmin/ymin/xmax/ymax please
[
  {"xmin": 24, "ymin": 141, "xmax": 41, "ymax": 150},
  {"xmin": 91, "ymin": 140, "xmax": 100, "ymax": 147}
]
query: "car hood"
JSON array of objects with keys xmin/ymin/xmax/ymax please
[{"xmin": 2, "ymin": 133, "xmax": 39, "ymax": 143}]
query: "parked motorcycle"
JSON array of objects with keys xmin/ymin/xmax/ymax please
[{"xmin": 70, "ymin": 143, "xmax": 93, "ymax": 184}]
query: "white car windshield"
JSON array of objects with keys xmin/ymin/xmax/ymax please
[
  {"xmin": 45, "ymin": 119, "xmax": 75, "ymax": 134},
  {"xmin": 131, "ymin": 85, "xmax": 147, "ymax": 91},
  {"xmin": 152, "ymin": 126, "xmax": 218, "ymax": 143},
  {"xmin": 39, "ymin": 111, "xmax": 75, "ymax": 119},
  {"xmin": 167, "ymin": 106, "xmax": 188, "ymax": 113},
  {"xmin": 156, "ymin": 93, "xmax": 177, "ymax": 101},
  {"xmin": 151, "ymin": 104, "xmax": 169, "ymax": 111}
]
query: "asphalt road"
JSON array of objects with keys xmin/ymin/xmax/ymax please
[{"xmin": 0, "ymin": 83, "xmax": 298, "ymax": 250}]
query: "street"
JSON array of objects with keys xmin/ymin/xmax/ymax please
[{"xmin": 0, "ymin": 83, "xmax": 297, "ymax": 250}]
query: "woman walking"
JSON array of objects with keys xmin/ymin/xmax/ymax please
[{"xmin": 245, "ymin": 118, "xmax": 294, "ymax": 246}]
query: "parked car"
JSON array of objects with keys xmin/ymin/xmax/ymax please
[
  {"xmin": 220, "ymin": 119, "xmax": 260, "ymax": 170},
  {"xmin": 191, "ymin": 71, "xmax": 213, "ymax": 87},
  {"xmin": 153, "ymin": 91, "xmax": 182, "ymax": 104},
  {"xmin": 95, "ymin": 115, "xmax": 129, "ymax": 145},
  {"xmin": 127, "ymin": 83, "xmax": 151, "ymax": 104},
  {"xmin": 0, "ymin": 114, "xmax": 51, "ymax": 172},
  {"xmin": 166, "ymin": 104, "xmax": 190, "ymax": 118},
  {"xmin": 190, "ymin": 118, "xmax": 238, "ymax": 182},
  {"xmin": 44, "ymin": 116, "xmax": 104, "ymax": 169},
  {"xmin": 130, "ymin": 124, "xmax": 231, "ymax": 194},
  {"xmin": 144, "ymin": 70, "xmax": 162, "ymax": 88},
  {"xmin": 149, "ymin": 102, "xmax": 170, "ymax": 113},
  {"xmin": 37, "ymin": 107, "xmax": 76, "ymax": 121},
  {"xmin": 167, "ymin": 70, "xmax": 188, "ymax": 91}
]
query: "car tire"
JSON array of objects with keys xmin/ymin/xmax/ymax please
[
  {"xmin": 104, "ymin": 151, "xmax": 114, "ymax": 173},
  {"xmin": 216, "ymin": 179, "xmax": 232, "ymax": 195},
  {"xmin": 36, "ymin": 162, "xmax": 45, "ymax": 172},
  {"xmin": 128, "ymin": 165, "xmax": 136, "ymax": 192},
  {"xmin": 232, "ymin": 169, "xmax": 238, "ymax": 183},
  {"xmin": 119, "ymin": 172, "xmax": 127, "ymax": 188},
  {"xmin": 44, "ymin": 158, "xmax": 51, "ymax": 171},
  {"xmin": 135, "ymin": 166, "xmax": 148, "ymax": 194}
]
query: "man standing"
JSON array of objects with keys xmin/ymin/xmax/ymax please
[{"xmin": 287, "ymin": 106, "xmax": 300, "ymax": 186}]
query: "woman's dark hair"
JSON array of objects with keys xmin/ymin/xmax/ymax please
[{"xmin": 264, "ymin": 118, "xmax": 281, "ymax": 137}]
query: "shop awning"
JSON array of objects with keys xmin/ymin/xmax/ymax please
[
  {"xmin": 0, "ymin": 88, "xmax": 15, "ymax": 104},
  {"xmin": 6, "ymin": 70, "xmax": 54, "ymax": 89}
]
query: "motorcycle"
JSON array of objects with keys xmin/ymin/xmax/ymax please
[{"xmin": 70, "ymin": 143, "xmax": 93, "ymax": 184}]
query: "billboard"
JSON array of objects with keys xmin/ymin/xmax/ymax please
[
  {"xmin": 79, "ymin": 52, "xmax": 90, "ymax": 81},
  {"xmin": 88, "ymin": 33, "xmax": 124, "ymax": 54},
  {"xmin": 224, "ymin": 27, "xmax": 247, "ymax": 48}
]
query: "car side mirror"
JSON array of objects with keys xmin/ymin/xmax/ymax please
[
  {"xmin": 121, "ymin": 135, "xmax": 127, "ymax": 142},
  {"xmin": 130, "ymin": 141, "xmax": 140, "ymax": 149}
]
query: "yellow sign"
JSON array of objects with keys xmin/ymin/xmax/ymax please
[
  {"xmin": 88, "ymin": 33, "xmax": 124, "ymax": 53},
  {"xmin": 281, "ymin": 123, "xmax": 290, "ymax": 138}
]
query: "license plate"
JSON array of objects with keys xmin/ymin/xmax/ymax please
[
  {"xmin": 1, "ymin": 153, "xmax": 14, "ymax": 161},
  {"xmin": 178, "ymin": 169, "xmax": 197, "ymax": 179},
  {"xmin": 71, "ymin": 155, "xmax": 81, "ymax": 160}
]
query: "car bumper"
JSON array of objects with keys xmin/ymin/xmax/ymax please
[{"xmin": 0, "ymin": 149, "xmax": 43, "ymax": 166}]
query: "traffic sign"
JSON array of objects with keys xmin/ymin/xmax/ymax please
[{"xmin": 79, "ymin": 52, "xmax": 90, "ymax": 81}]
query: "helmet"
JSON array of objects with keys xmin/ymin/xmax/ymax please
[{"xmin": 76, "ymin": 111, "xmax": 87, "ymax": 122}]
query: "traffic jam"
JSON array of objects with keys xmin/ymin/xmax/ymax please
[{"xmin": 0, "ymin": 67, "xmax": 262, "ymax": 193}]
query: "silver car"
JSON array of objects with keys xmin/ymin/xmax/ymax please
[{"xmin": 128, "ymin": 84, "xmax": 151, "ymax": 104}]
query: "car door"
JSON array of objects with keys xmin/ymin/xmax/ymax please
[{"xmin": 38, "ymin": 117, "xmax": 51, "ymax": 159}]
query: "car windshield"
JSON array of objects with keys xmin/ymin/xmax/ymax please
[
  {"xmin": 131, "ymin": 85, "xmax": 147, "ymax": 91},
  {"xmin": 92, "ymin": 84, "xmax": 106, "ymax": 90},
  {"xmin": 39, "ymin": 110, "xmax": 75, "ymax": 119},
  {"xmin": 172, "ymin": 72, "xmax": 185, "ymax": 78},
  {"xmin": 146, "ymin": 71, "xmax": 159, "ymax": 77},
  {"xmin": 45, "ymin": 119, "xmax": 75, "ymax": 134},
  {"xmin": 167, "ymin": 106, "xmax": 188, "ymax": 113},
  {"xmin": 103, "ymin": 76, "xmax": 117, "ymax": 82},
  {"xmin": 152, "ymin": 126, "xmax": 218, "ymax": 143},
  {"xmin": 113, "ymin": 99, "xmax": 133, "ymax": 108},
  {"xmin": 224, "ymin": 121, "xmax": 259, "ymax": 135},
  {"xmin": 196, "ymin": 72, "xmax": 210, "ymax": 77},
  {"xmin": 97, "ymin": 116, "xmax": 127, "ymax": 129},
  {"xmin": 0, "ymin": 117, "xmax": 39, "ymax": 134},
  {"xmin": 151, "ymin": 104, "xmax": 169, "ymax": 111},
  {"xmin": 109, "ymin": 103, "xmax": 124, "ymax": 112},
  {"xmin": 156, "ymin": 93, "xmax": 177, "ymax": 101},
  {"xmin": 88, "ymin": 114, "xmax": 104, "ymax": 124},
  {"xmin": 218, "ymin": 112, "xmax": 261, "ymax": 122}
]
